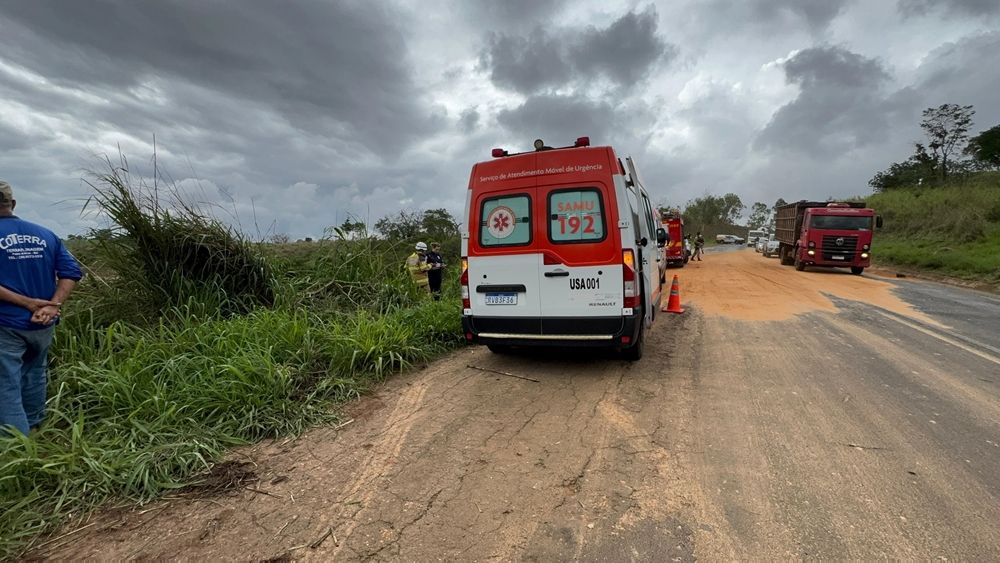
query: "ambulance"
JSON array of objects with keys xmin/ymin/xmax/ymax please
[{"xmin": 459, "ymin": 137, "xmax": 666, "ymax": 361}]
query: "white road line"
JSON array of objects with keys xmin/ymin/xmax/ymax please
[{"xmin": 873, "ymin": 309, "xmax": 1000, "ymax": 367}]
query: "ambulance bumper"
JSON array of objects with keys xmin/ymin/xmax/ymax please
[{"xmin": 462, "ymin": 314, "xmax": 641, "ymax": 348}]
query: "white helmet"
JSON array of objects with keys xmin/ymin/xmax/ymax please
[{"xmin": 415, "ymin": 241, "xmax": 428, "ymax": 251}]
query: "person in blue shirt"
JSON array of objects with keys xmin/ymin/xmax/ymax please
[{"xmin": 0, "ymin": 181, "xmax": 83, "ymax": 436}]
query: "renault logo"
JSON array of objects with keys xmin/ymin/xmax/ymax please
[{"xmin": 835, "ymin": 237, "xmax": 845, "ymax": 246}]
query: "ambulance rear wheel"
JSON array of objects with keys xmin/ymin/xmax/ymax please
[{"xmin": 622, "ymin": 327, "xmax": 644, "ymax": 362}]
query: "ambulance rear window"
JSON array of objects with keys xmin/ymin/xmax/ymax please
[
  {"xmin": 479, "ymin": 194, "xmax": 531, "ymax": 247},
  {"xmin": 548, "ymin": 188, "xmax": 606, "ymax": 243}
]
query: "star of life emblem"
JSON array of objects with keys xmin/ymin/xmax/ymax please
[{"xmin": 487, "ymin": 206, "xmax": 516, "ymax": 239}]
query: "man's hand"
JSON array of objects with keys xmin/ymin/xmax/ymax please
[
  {"xmin": 31, "ymin": 304, "xmax": 61, "ymax": 325},
  {"xmin": 25, "ymin": 298, "xmax": 57, "ymax": 313}
]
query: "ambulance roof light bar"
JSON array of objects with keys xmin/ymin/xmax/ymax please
[{"xmin": 492, "ymin": 136, "xmax": 591, "ymax": 158}]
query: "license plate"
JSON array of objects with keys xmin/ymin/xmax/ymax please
[
  {"xmin": 485, "ymin": 293, "xmax": 517, "ymax": 305},
  {"xmin": 831, "ymin": 255, "xmax": 845, "ymax": 260}
]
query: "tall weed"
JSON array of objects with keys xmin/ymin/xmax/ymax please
[{"xmin": 85, "ymin": 154, "xmax": 276, "ymax": 317}]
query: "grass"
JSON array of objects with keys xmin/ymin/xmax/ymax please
[
  {"xmin": 864, "ymin": 172, "xmax": 1000, "ymax": 287},
  {"xmin": 0, "ymin": 158, "xmax": 464, "ymax": 558}
]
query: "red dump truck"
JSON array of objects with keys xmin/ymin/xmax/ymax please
[{"xmin": 774, "ymin": 201, "xmax": 883, "ymax": 275}]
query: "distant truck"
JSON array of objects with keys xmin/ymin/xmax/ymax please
[
  {"xmin": 774, "ymin": 201, "xmax": 883, "ymax": 274},
  {"xmin": 746, "ymin": 229, "xmax": 766, "ymax": 246}
]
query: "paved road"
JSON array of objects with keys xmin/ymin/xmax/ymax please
[{"xmin": 45, "ymin": 249, "xmax": 1000, "ymax": 561}]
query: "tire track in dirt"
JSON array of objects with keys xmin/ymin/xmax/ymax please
[{"xmin": 321, "ymin": 375, "xmax": 432, "ymax": 560}]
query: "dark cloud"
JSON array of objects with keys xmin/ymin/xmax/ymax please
[
  {"xmin": 459, "ymin": 109, "xmax": 480, "ymax": 133},
  {"xmin": 480, "ymin": 30, "xmax": 574, "ymax": 94},
  {"xmin": 459, "ymin": 0, "xmax": 566, "ymax": 29},
  {"xmin": 496, "ymin": 95, "xmax": 618, "ymax": 144},
  {"xmin": 756, "ymin": 46, "xmax": 894, "ymax": 156},
  {"xmin": 481, "ymin": 7, "xmax": 675, "ymax": 95},
  {"xmin": 910, "ymin": 32, "xmax": 1000, "ymax": 129},
  {"xmin": 0, "ymin": 1, "xmax": 436, "ymax": 153},
  {"xmin": 745, "ymin": 0, "xmax": 850, "ymax": 30},
  {"xmin": 0, "ymin": 121, "xmax": 31, "ymax": 152},
  {"xmin": 898, "ymin": 0, "xmax": 1000, "ymax": 18},
  {"xmin": 783, "ymin": 46, "xmax": 888, "ymax": 89},
  {"xmin": 571, "ymin": 8, "xmax": 678, "ymax": 86},
  {"xmin": 682, "ymin": 0, "xmax": 851, "ymax": 36}
]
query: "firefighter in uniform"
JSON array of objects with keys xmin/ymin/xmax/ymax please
[{"xmin": 406, "ymin": 241, "xmax": 432, "ymax": 293}]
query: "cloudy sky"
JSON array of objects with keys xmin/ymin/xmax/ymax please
[{"xmin": 1, "ymin": 0, "xmax": 998, "ymax": 238}]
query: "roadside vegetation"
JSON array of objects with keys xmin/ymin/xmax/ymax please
[
  {"xmin": 0, "ymin": 156, "xmax": 463, "ymax": 558},
  {"xmin": 864, "ymin": 104, "xmax": 1000, "ymax": 288},
  {"xmin": 867, "ymin": 173, "xmax": 1000, "ymax": 286}
]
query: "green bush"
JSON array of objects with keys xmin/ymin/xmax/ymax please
[{"xmin": 865, "ymin": 172, "xmax": 1000, "ymax": 285}]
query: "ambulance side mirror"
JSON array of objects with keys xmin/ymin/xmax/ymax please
[
  {"xmin": 876, "ymin": 215, "xmax": 884, "ymax": 229},
  {"xmin": 656, "ymin": 228, "xmax": 668, "ymax": 247}
]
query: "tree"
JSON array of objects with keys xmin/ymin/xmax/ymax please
[
  {"xmin": 868, "ymin": 159, "xmax": 933, "ymax": 191},
  {"xmin": 720, "ymin": 193, "xmax": 745, "ymax": 224},
  {"xmin": 919, "ymin": 103, "xmax": 974, "ymax": 181},
  {"xmin": 325, "ymin": 215, "xmax": 368, "ymax": 240},
  {"xmin": 682, "ymin": 195, "xmax": 723, "ymax": 227},
  {"xmin": 682, "ymin": 193, "xmax": 744, "ymax": 227},
  {"xmin": 747, "ymin": 202, "xmax": 769, "ymax": 230},
  {"xmin": 373, "ymin": 208, "xmax": 460, "ymax": 244},
  {"xmin": 420, "ymin": 208, "xmax": 460, "ymax": 243},
  {"xmin": 965, "ymin": 124, "xmax": 1000, "ymax": 169},
  {"xmin": 374, "ymin": 210, "xmax": 423, "ymax": 241}
]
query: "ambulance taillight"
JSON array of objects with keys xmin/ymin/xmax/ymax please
[
  {"xmin": 622, "ymin": 249, "xmax": 639, "ymax": 310},
  {"xmin": 460, "ymin": 257, "xmax": 471, "ymax": 310}
]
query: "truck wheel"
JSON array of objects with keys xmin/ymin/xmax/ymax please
[
  {"xmin": 622, "ymin": 327, "xmax": 644, "ymax": 362},
  {"xmin": 794, "ymin": 253, "xmax": 806, "ymax": 271},
  {"xmin": 487, "ymin": 344, "xmax": 512, "ymax": 354},
  {"xmin": 851, "ymin": 267, "xmax": 864, "ymax": 275},
  {"xmin": 780, "ymin": 246, "xmax": 793, "ymax": 266}
]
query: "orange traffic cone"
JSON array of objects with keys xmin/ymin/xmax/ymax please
[{"xmin": 662, "ymin": 275, "xmax": 685, "ymax": 314}]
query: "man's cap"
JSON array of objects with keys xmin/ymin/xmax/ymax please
[
  {"xmin": 415, "ymin": 241, "xmax": 428, "ymax": 251},
  {"xmin": 0, "ymin": 181, "xmax": 12, "ymax": 205}
]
